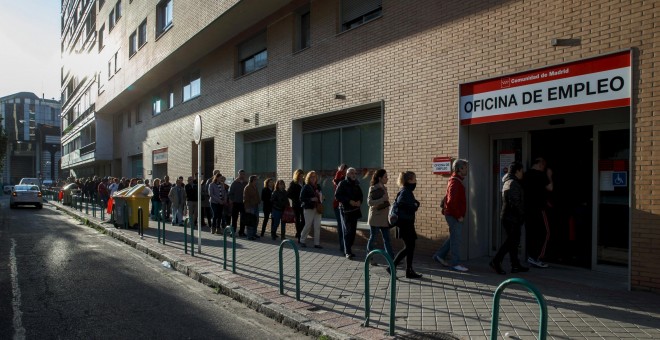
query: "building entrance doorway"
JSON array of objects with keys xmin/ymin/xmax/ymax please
[{"xmin": 530, "ymin": 126, "xmax": 593, "ymax": 268}]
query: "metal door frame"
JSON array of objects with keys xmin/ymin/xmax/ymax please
[
  {"xmin": 591, "ymin": 123, "xmax": 630, "ymax": 276},
  {"xmin": 488, "ymin": 132, "xmax": 529, "ymax": 256}
]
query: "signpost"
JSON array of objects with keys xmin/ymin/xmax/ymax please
[{"xmin": 193, "ymin": 115, "xmax": 202, "ymax": 253}]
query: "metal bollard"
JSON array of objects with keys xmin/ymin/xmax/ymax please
[
  {"xmin": 363, "ymin": 249, "xmax": 397, "ymax": 336},
  {"xmin": 223, "ymin": 227, "xmax": 236, "ymax": 273},
  {"xmin": 161, "ymin": 211, "xmax": 166, "ymax": 245},
  {"xmin": 100, "ymin": 201, "xmax": 105, "ymax": 220},
  {"xmin": 491, "ymin": 278, "xmax": 547, "ymax": 340},
  {"xmin": 157, "ymin": 210, "xmax": 162, "ymax": 243},
  {"xmin": 278, "ymin": 239, "xmax": 300, "ymax": 301},
  {"xmin": 184, "ymin": 218, "xmax": 188, "ymax": 254},
  {"xmin": 138, "ymin": 206, "xmax": 144, "ymax": 238},
  {"xmin": 123, "ymin": 204, "xmax": 128, "ymax": 229},
  {"xmin": 190, "ymin": 218, "xmax": 195, "ymax": 257}
]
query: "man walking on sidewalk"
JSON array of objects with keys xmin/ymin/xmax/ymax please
[
  {"xmin": 490, "ymin": 161, "xmax": 529, "ymax": 275},
  {"xmin": 185, "ymin": 176, "xmax": 198, "ymax": 227},
  {"xmin": 525, "ymin": 157, "xmax": 553, "ymax": 268},
  {"xmin": 434, "ymin": 159, "xmax": 470, "ymax": 272}
]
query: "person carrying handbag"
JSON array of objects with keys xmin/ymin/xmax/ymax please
[{"xmin": 367, "ymin": 169, "xmax": 395, "ymax": 264}]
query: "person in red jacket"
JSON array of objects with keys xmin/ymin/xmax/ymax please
[{"xmin": 433, "ymin": 159, "xmax": 469, "ymax": 272}]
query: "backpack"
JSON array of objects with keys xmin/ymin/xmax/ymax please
[{"xmin": 388, "ymin": 190, "xmax": 403, "ymax": 226}]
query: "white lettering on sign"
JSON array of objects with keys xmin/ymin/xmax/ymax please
[
  {"xmin": 433, "ymin": 159, "xmax": 452, "ymax": 174},
  {"xmin": 459, "ymin": 51, "xmax": 631, "ymax": 125},
  {"xmin": 153, "ymin": 148, "xmax": 168, "ymax": 164}
]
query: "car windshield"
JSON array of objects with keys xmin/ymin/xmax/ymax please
[{"xmin": 15, "ymin": 185, "xmax": 39, "ymax": 191}]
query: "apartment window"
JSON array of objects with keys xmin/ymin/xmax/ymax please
[
  {"xmin": 108, "ymin": 58, "xmax": 114, "ymax": 79},
  {"xmin": 168, "ymin": 87, "xmax": 174, "ymax": 109},
  {"xmin": 115, "ymin": 1, "xmax": 122, "ymax": 20},
  {"xmin": 152, "ymin": 95, "xmax": 162, "ymax": 115},
  {"xmin": 156, "ymin": 0, "xmax": 173, "ymax": 36},
  {"xmin": 138, "ymin": 19, "xmax": 147, "ymax": 47},
  {"xmin": 129, "ymin": 31, "xmax": 137, "ymax": 56},
  {"xmin": 98, "ymin": 24, "xmax": 105, "ymax": 51},
  {"xmin": 135, "ymin": 103, "xmax": 142, "ymax": 124},
  {"xmin": 109, "ymin": 9, "xmax": 115, "ymax": 30},
  {"xmin": 182, "ymin": 71, "xmax": 200, "ymax": 102},
  {"xmin": 238, "ymin": 31, "xmax": 267, "ymax": 76},
  {"xmin": 341, "ymin": 0, "xmax": 382, "ymax": 31},
  {"xmin": 295, "ymin": 8, "xmax": 311, "ymax": 51}
]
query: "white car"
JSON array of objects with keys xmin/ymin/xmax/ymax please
[{"xmin": 10, "ymin": 185, "xmax": 43, "ymax": 209}]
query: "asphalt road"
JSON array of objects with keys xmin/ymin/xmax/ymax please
[{"xmin": 0, "ymin": 196, "xmax": 312, "ymax": 339}]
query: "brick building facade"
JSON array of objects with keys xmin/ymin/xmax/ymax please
[{"xmin": 60, "ymin": 0, "xmax": 660, "ymax": 291}]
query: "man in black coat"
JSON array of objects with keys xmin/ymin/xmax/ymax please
[
  {"xmin": 490, "ymin": 161, "xmax": 529, "ymax": 274},
  {"xmin": 335, "ymin": 167, "xmax": 363, "ymax": 259}
]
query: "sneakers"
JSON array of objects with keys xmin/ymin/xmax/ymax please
[
  {"xmin": 528, "ymin": 257, "xmax": 549, "ymax": 268},
  {"xmin": 451, "ymin": 265, "xmax": 469, "ymax": 272},
  {"xmin": 489, "ymin": 261, "xmax": 506, "ymax": 275},
  {"xmin": 345, "ymin": 253, "xmax": 356, "ymax": 259},
  {"xmin": 432, "ymin": 255, "xmax": 449, "ymax": 267}
]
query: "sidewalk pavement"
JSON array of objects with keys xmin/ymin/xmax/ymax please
[{"xmin": 53, "ymin": 201, "xmax": 660, "ymax": 339}]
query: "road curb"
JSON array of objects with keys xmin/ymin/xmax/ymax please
[{"xmin": 52, "ymin": 203, "xmax": 367, "ymax": 340}]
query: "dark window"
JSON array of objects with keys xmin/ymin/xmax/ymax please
[
  {"xmin": 238, "ymin": 31, "xmax": 267, "ymax": 76},
  {"xmin": 168, "ymin": 87, "xmax": 174, "ymax": 109},
  {"xmin": 341, "ymin": 0, "xmax": 381, "ymax": 31},
  {"xmin": 129, "ymin": 31, "xmax": 137, "ymax": 56},
  {"xmin": 138, "ymin": 19, "xmax": 147, "ymax": 47},
  {"xmin": 296, "ymin": 9, "xmax": 310, "ymax": 51},
  {"xmin": 135, "ymin": 104, "xmax": 142, "ymax": 124},
  {"xmin": 115, "ymin": 1, "xmax": 122, "ymax": 20},
  {"xmin": 109, "ymin": 9, "xmax": 115, "ymax": 30},
  {"xmin": 156, "ymin": 0, "xmax": 173, "ymax": 36},
  {"xmin": 98, "ymin": 24, "xmax": 105, "ymax": 51}
]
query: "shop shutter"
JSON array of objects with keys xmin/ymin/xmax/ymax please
[
  {"xmin": 243, "ymin": 127, "xmax": 276, "ymax": 143},
  {"xmin": 341, "ymin": 0, "xmax": 382, "ymax": 24},
  {"xmin": 302, "ymin": 104, "xmax": 382, "ymax": 133}
]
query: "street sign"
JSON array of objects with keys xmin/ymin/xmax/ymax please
[{"xmin": 193, "ymin": 115, "xmax": 202, "ymax": 145}]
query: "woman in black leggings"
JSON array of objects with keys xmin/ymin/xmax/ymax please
[{"xmin": 389, "ymin": 171, "xmax": 422, "ymax": 279}]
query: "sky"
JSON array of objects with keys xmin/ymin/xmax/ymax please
[{"xmin": 0, "ymin": 0, "xmax": 61, "ymax": 101}]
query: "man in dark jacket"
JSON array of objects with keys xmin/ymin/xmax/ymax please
[
  {"xmin": 184, "ymin": 176, "xmax": 198, "ymax": 226},
  {"xmin": 490, "ymin": 161, "xmax": 529, "ymax": 274},
  {"xmin": 228, "ymin": 170, "xmax": 247, "ymax": 236},
  {"xmin": 335, "ymin": 167, "xmax": 363, "ymax": 259}
]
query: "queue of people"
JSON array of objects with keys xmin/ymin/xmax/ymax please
[{"xmin": 68, "ymin": 156, "xmax": 552, "ymax": 279}]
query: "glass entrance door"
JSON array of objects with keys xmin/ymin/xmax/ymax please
[
  {"xmin": 594, "ymin": 126, "xmax": 630, "ymax": 269},
  {"xmin": 490, "ymin": 134, "xmax": 526, "ymax": 256}
]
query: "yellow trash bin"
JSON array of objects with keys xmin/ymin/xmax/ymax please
[{"xmin": 113, "ymin": 185, "xmax": 152, "ymax": 228}]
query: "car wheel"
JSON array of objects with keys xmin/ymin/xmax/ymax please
[{"xmin": 37, "ymin": 204, "xmax": 43, "ymax": 209}]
